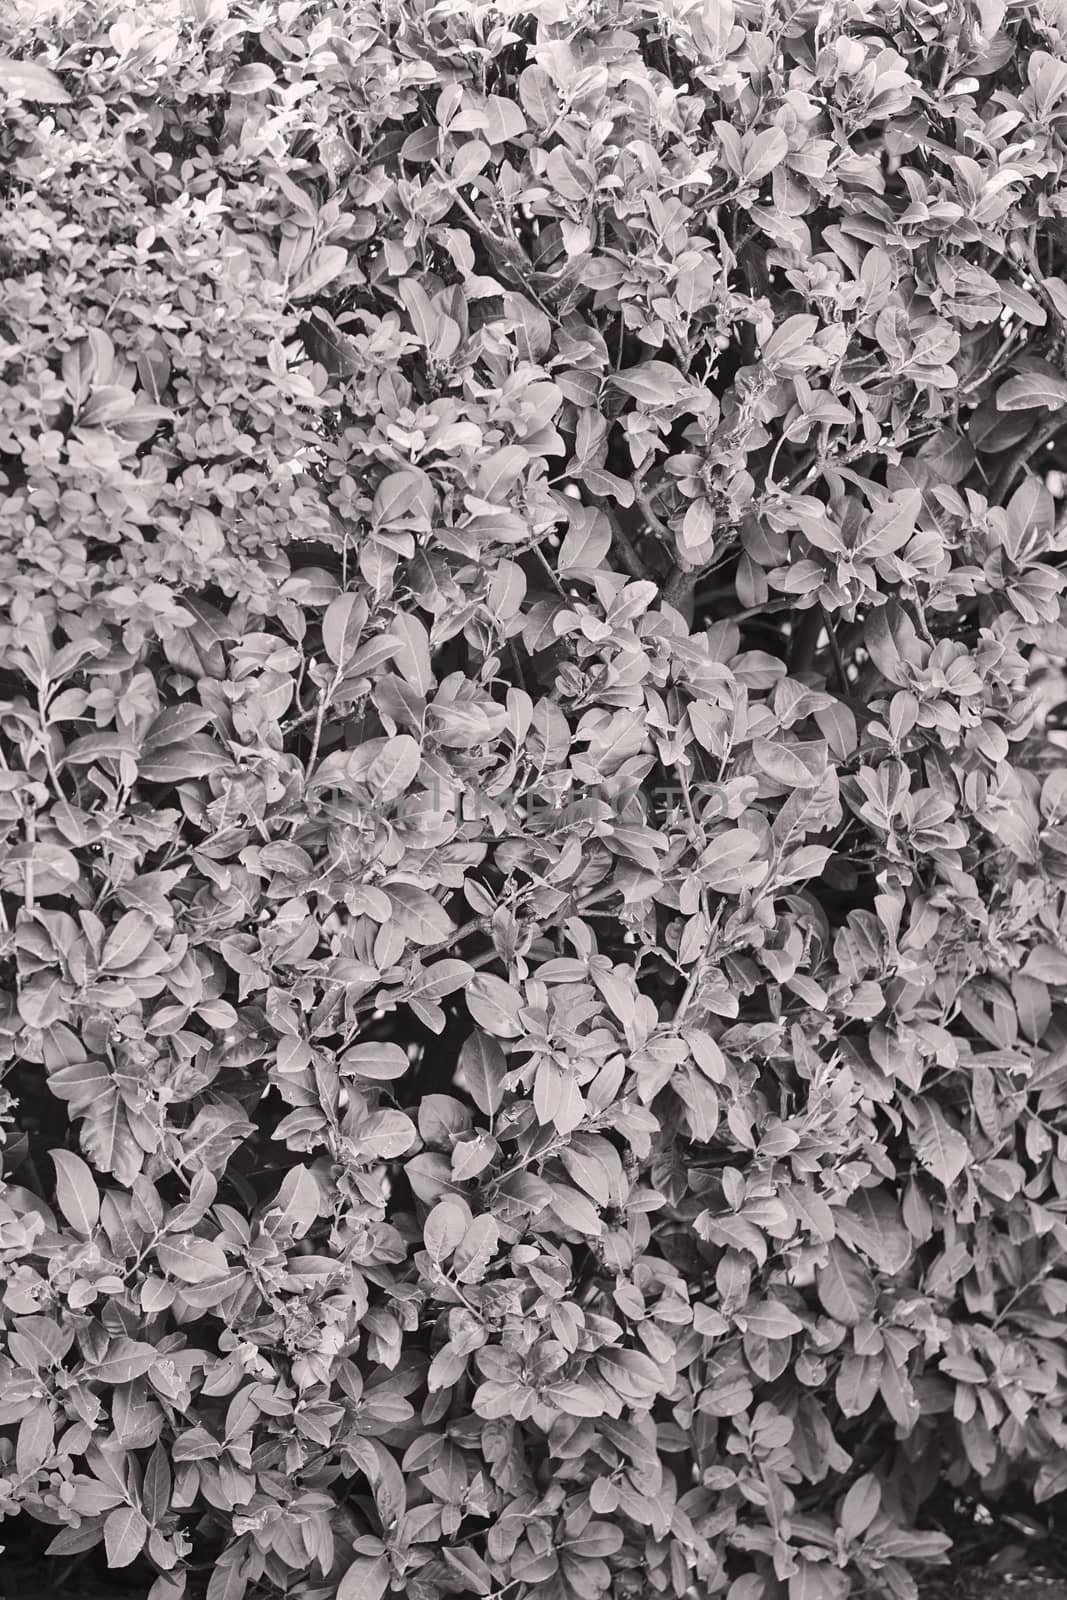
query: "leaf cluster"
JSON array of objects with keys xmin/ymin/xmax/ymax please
[{"xmin": 2, "ymin": 3, "xmax": 1067, "ymax": 1600}]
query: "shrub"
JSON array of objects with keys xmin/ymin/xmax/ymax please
[{"xmin": 2, "ymin": 1, "xmax": 1067, "ymax": 1598}]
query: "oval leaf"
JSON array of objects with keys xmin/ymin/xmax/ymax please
[
  {"xmin": 51, "ymin": 1149, "xmax": 100, "ymax": 1236},
  {"xmin": 0, "ymin": 56, "xmax": 71, "ymax": 103},
  {"xmin": 338, "ymin": 1555, "xmax": 390, "ymax": 1600},
  {"xmin": 104, "ymin": 1505, "xmax": 148, "ymax": 1569}
]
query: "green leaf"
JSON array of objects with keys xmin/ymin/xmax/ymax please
[
  {"xmin": 442, "ymin": 1548, "xmax": 494, "ymax": 1596},
  {"xmin": 1022, "ymin": 944, "xmax": 1067, "ymax": 984},
  {"xmin": 596, "ymin": 1345, "xmax": 667, "ymax": 1401},
  {"xmin": 100, "ymin": 910, "xmax": 157, "ymax": 972},
  {"xmin": 996, "ymin": 372, "xmax": 1067, "ymax": 410},
  {"xmin": 340, "ymin": 1042, "xmax": 410, "ymax": 1080},
  {"xmin": 16, "ymin": 1402, "xmax": 55, "ymax": 1476},
  {"xmin": 816, "ymin": 1242, "xmax": 877, "ymax": 1326},
  {"xmin": 518, "ymin": 65, "xmax": 558, "ymax": 125},
  {"xmin": 835, "ymin": 1186, "xmax": 911, "ymax": 1275},
  {"xmin": 908, "ymin": 1100, "xmax": 969, "ymax": 1187},
  {"xmin": 453, "ymin": 1213, "xmax": 499, "ymax": 1282},
  {"xmin": 138, "ymin": 736, "xmax": 227, "ymax": 782},
  {"xmin": 0, "ymin": 56, "xmax": 71, "ymax": 102},
  {"xmin": 338, "ymin": 1555, "xmax": 390, "ymax": 1600},
  {"xmin": 681, "ymin": 496, "xmax": 716, "ymax": 552},
  {"xmin": 104, "ymin": 1506, "xmax": 148, "ymax": 1568},
  {"xmin": 568, "ymin": 1523, "xmax": 624, "ymax": 1558},
  {"xmin": 424, "ymin": 1198, "xmax": 470, "ymax": 1263},
  {"xmin": 482, "ymin": 95, "xmax": 527, "ymax": 145},
  {"xmin": 385, "ymin": 884, "xmax": 454, "ymax": 945},
  {"xmin": 142, "ymin": 1441, "xmax": 172, "ymax": 1524},
  {"xmin": 264, "ymin": 1164, "xmax": 322, "ymax": 1240},
  {"xmin": 465, "ymin": 974, "xmax": 524, "ymax": 1038},
  {"xmin": 61, "ymin": 733, "xmax": 139, "ymax": 767},
  {"xmin": 788, "ymin": 1558, "xmax": 845, "ymax": 1600},
  {"xmin": 835, "ymin": 1353, "xmax": 881, "ymax": 1418},
  {"xmin": 458, "ymin": 1031, "xmax": 507, "ymax": 1114},
  {"xmin": 372, "ymin": 468, "xmax": 434, "ymax": 529},
  {"xmin": 609, "ymin": 361, "xmax": 687, "ymax": 407},
  {"xmin": 156, "ymin": 1236, "xmax": 229, "ymax": 1284},
  {"xmin": 354, "ymin": 1110, "xmax": 417, "ymax": 1160},
  {"xmin": 548, "ymin": 1183, "xmax": 603, "ymax": 1236},
  {"xmin": 228, "ymin": 63, "xmax": 276, "ymax": 94},
  {"xmin": 739, "ymin": 1299, "xmax": 805, "ymax": 1340},
  {"xmin": 548, "ymin": 1381, "xmax": 607, "ymax": 1417},
  {"xmin": 81, "ymin": 1090, "xmax": 141, "ymax": 1186},
  {"xmin": 90, "ymin": 1338, "xmax": 160, "ymax": 1385},
  {"xmin": 291, "ymin": 244, "xmax": 349, "ymax": 299},
  {"xmin": 763, "ymin": 314, "xmax": 820, "ymax": 367},
  {"xmin": 742, "ymin": 127, "xmax": 788, "ymax": 184},
  {"xmin": 1035, "ymin": 1457, "xmax": 1067, "ymax": 1502},
  {"xmin": 367, "ymin": 735, "xmax": 422, "ymax": 801},
  {"xmin": 855, "ymin": 489, "xmax": 921, "ymax": 557},
  {"xmin": 751, "ymin": 739, "xmax": 820, "ymax": 788},
  {"xmin": 699, "ymin": 829, "xmax": 766, "ymax": 893},
  {"xmin": 142, "ymin": 706, "xmax": 216, "ymax": 749},
  {"xmin": 322, "ymin": 592, "xmax": 368, "ymax": 669},
  {"xmin": 840, "ymin": 1473, "xmax": 882, "ymax": 1540},
  {"xmin": 50, "ymin": 1149, "xmax": 99, "ymax": 1236}
]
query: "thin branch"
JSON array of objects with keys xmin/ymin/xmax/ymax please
[
  {"xmin": 631, "ymin": 477, "xmax": 703, "ymax": 618},
  {"xmin": 429, "ymin": 162, "xmax": 559, "ymax": 326},
  {"xmin": 787, "ymin": 606, "xmax": 821, "ymax": 675},
  {"xmin": 663, "ymin": 569, "xmax": 697, "ymax": 621},
  {"xmin": 593, "ymin": 499, "xmax": 648, "ymax": 581},
  {"xmin": 1019, "ymin": 236, "xmax": 1067, "ymax": 339},
  {"xmin": 726, "ymin": 598, "xmax": 794, "ymax": 623},
  {"xmin": 990, "ymin": 411, "xmax": 1067, "ymax": 503},
  {"xmin": 822, "ymin": 605, "xmax": 849, "ymax": 694},
  {"xmin": 634, "ymin": 480, "xmax": 674, "ymax": 547}
]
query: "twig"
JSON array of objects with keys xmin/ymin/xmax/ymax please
[
  {"xmin": 1019, "ymin": 236, "xmax": 1067, "ymax": 339},
  {"xmin": 594, "ymin": 501, "xmax": 648, "ymax": 582},
  {"xmin": 631, "ymin": 478, "xmax": 700, "ymax": 617},
  {"xmin": 992, "ymin": 1245, "xmax": 1066, "ymax": 1329},
  {"xmin": 429, "ymin": 162, "xmax": 559, "ymax": 326},
  {"xmin": 23, "ymin": 805, "xmax": 35, "ymax": 911},
  {"xmin": 417, "ymin": 914, "xmax": 494, "ymax": 962},
  {"xmin": 663, "ymin": 569, "xmax": 697, "ymax": 621},
  {"xmin": 822, "ymin": 604, "xmax": 849, "ymax": 693},
  {"xmin": 990, "ymin": 411, "xmax": 1067, "ymax": 503},
  {"xmin": 635, "ymin": 480, "xmax": 674, "ymax": 547},
  {"xmin": 788, "ymin": 607, "xmax": 822, "ymax": 675},
  {"xmin": 300, "ymin": 663, "xmax": 341, "ymax": 794},
  {"xmin": 727, "ymin": 598, "xmax": 794, "ymax": 623},
  {"xmin": 532, "ymin": 543, "xmax": 568, "ymax": 598}
]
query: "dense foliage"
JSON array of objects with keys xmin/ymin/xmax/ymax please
[{"xmin": 2, "ymin": 1, "xmax": 1067, "ymax": 1597}]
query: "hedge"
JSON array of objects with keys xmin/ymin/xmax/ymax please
[{"xmin": 1, "ymin": 1, "xmax": 1067, "ymax": 1599}]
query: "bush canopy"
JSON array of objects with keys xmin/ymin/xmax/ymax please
[{"xmin": 2, "ymin": 1, "xmax": 1067, "ymax": 1599}]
